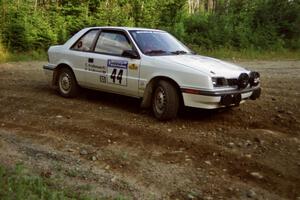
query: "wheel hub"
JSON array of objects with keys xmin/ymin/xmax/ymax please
[
  {"xmin": 60, "ymin": 73, "xmax": 71, "ymax": 93},
  {"xmin": 154, "ymin": 87, "xmax": 166, "ymax": 113}
]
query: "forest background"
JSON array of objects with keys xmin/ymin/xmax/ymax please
[{"xmin": 0, "ymin": 0, "xmax": 299, "ymax": 61}]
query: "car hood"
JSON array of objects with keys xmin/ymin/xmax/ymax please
[{"xmin": 154, "ymin": 54, "xmax": 248, "ymax": 78}]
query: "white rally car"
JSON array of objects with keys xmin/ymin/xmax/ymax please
[{"xmin": 43, "ymin": 27, "xmax": 261, "ymax": 120}]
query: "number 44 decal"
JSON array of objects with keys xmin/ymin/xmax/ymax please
[
  {"xmin": 110, "ymin": 69, "xmax": 123, "ymax": 84},
  {"xmin": 107, "ymin": 59, "xmax": 127, "ymax": 86}
]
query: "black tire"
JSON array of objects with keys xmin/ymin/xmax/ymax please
[
  {"xmin": 152, "ymin": 80, "xmax": 180, "ymax": 120},
  {"xmin": 57, "ymin": 67, "xmax": 79, "ymax": 98}
]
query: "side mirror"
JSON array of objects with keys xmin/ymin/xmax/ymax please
[{"xmin": 122, "ymin": 50, "xmax": 139, "ymax": 59}]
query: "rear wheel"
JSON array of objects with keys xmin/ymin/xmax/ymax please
[
  {"xmin": 58, "ymin": 68, "xmax": 79, "ymax": 98},
  {"xmin": 152, "ymin": 80, "xmax": 179, "ymax": 120}
]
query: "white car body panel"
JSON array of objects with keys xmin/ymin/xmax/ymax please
[
  {"xmin": 139, "ymin": 55, "xmax": 212, "ymax": 91},
  {"xmin": 160, "ymin": 55, "xmax": 249, "ymax": 78},
  {"xmin": 43, "ymin": 26, "xmax": 261, "ymax": 109}
]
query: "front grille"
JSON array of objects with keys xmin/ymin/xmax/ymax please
[{"xmin": 227, "ymin": 78, "xmax": 238, "ymax": 86}]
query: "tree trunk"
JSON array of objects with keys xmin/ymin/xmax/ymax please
[
  {"xmin": 207, "ymin": 0, "xmax": 214, "ymax": 12},
  {"xmin": 188, "ymin": 0, "xmax": 203, "ymax": 14},
  {"xmin": 34, "ymin": 0, "xmax": 37, "ymax": 11}
]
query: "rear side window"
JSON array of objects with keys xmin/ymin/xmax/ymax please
[
  {"xmin": 72, "ymin": 30, "xmax": 98, "ymax": 51},
  {"xmin": 95, "ymin": 31, "xmax": 132, "ymax": 56}
]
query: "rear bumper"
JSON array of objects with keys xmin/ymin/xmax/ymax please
[{"xmin": 181, "ymin": 86, "xmax": 261, "ymax": 109}]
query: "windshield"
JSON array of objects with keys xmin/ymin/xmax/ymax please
[{"xmin": 129, "ymin": 30, "xmax": 192, "ymax": 56}]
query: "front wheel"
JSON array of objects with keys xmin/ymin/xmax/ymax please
[
  {"xmin": 57, "ymin": 68, "xmax": 79, "ymax": 98},
  {"xmin": 152, "ymin": 80, "xmax": 180, "ymax": 120}
]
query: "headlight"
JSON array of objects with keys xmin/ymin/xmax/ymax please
[{"xmin": 212, "ymin": 77, "xmax": 227, "ymax": 87}]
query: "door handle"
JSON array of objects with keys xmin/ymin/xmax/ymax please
[{"xmin": 88, "ymin": 58, "xmax": 94, "ymax": 63}]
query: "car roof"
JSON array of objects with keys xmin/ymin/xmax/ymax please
[{"xmin": 86, "ymin": 26, "xmax": 164, "ymax": 32}]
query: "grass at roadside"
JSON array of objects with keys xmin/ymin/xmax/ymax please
[
  {"xmin": 0, "ymin": 164, "xmax": 127, "ymax": 200},
  {"xmin": 0, "ymin": 42, "xmax": 9, "ymax": 62},
  {"xmin": 0, "ymin": 47, "xmax": 299, "ymax": 63},
  {"xmin": 0, "ymin": 50, "xmax": 47, "ymax": 63},
  {"xmin": 0, "ymin": 164, "xmax": 90, "ymax": 200},
  {"xmin": 192, "ymin": 47, "xmax": 300, "ymax": 61}
]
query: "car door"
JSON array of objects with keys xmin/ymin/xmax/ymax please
[{"xmin": 84, "ymin": 29, "xmax": 141, "ymax": 97}]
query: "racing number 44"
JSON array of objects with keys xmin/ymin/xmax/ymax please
[{"xmin": 110, "ymin": 68, "xmax": 123, "ymax": 84}]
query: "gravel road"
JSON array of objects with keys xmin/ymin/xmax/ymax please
[{"xmin": 0, "ymin": 61, "xmax": 299, "ymax": 199}]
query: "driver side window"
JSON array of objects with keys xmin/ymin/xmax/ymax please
[{"xmin": 95, "ymin": 31, "xmax": 132, "ymax": 56}]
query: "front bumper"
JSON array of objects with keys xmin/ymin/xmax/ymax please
[
  {"xmin": 43, "ymin": 64, "xmax": 56, "ymax": 86},
  {"xmin": 181, "ymin": 86, "xmax": 261, "ymax": 109}
]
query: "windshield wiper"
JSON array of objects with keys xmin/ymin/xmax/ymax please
[
  {"xmin": 144, "ymin": 50, "xmax": 167, "ymax": 55},
  {"xmin": 171, "ymin": 50, "xmax": 187, "ymax": 55}
]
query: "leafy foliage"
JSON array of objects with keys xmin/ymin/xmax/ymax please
[
  {"xmin": 183, "ymin": 0, "xmax": 300, "ymax": 50},
  {"xmin": 0, "ymin": 0, "xmax": 299, "ymax": 52}
]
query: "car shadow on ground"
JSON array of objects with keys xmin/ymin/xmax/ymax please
[
  {"xmin": 81, "ymin": 88, "xmax": 142, "ymax": 113},
  {"xmin": 36, "ymin": 84, "xmax": 237, "ymax": 121},
  {"xmin": 80, "ymin": 88, "xmax": 236, "ymax": 121},
  {"xmin": 179, "ymin": 106, "xmax": 236, "ymax": 121}
]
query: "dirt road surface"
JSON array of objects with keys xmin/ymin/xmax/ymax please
[{"xmin": 0, "ymin": 61, "xmax": 299, "ymax": 200}]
